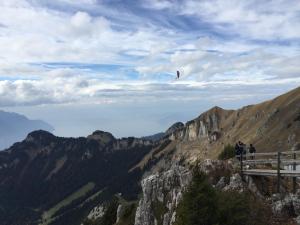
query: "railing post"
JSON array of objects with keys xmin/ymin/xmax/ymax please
[
  {"xmin": 240, "ymin": 150, "xmax": 243, "ymax": 180},
  {"xmin": 293, "ymin": 152, "xmax": 296, "ymax": 193},
  {"xmin": 277, "ymin": 151, "xmax": 281, "ymax": 193}
]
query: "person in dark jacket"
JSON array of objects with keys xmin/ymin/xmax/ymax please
[
  {"xmin": 237, "ymin": 141, "xmax": 245, "ymax": 159},
  {"xmin": 235, "ymin": 142, "xmax": 241, "ymax": 160},
  {"xmin": 249, "ymin": 144, "xmax": 256, "ymax": 159}
]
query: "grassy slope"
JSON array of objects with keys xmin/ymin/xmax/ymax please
[{"xmin": 40, "ymin": 182, "xmax": 95, "ymax": 225}]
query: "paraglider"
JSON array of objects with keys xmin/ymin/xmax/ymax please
[{"xmin": 176, "ymin": 70, "xmax": 180, "ymax": 79}]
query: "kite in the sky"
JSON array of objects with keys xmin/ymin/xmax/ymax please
[{"xmin": 176, "ymin": 70, "xmax": 180, "ymax": 79}]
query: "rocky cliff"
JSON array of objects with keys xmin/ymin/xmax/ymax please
[
  {"xmin": 132, "ymin": 159, "xmax": 300, "ymax": 225},
  {"xmin": 168, "ymin": 107, "xmax": 232, "ymax": 142},
  {"xmin": 134, "ymin": 165, "xmax": 192, "ymax": 225}
]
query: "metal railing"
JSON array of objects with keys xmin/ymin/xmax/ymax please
[{"xmin": 237, "ymin": 150, "xmax": 300, "ymax": 193}]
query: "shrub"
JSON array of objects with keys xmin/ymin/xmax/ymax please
[
  {"xmin": 116, "ymin": 203, "xmax": 137, "ymax": 225},
  {"xmin": 175, "ymin": 169, "xmax": 218, "ymax": 225},
  {"xmin": 218, "ymin": 190, "xmax": 272, "ymax": 225},
  {"xmin": 152, "ymin": 200, "xmax": 168, "ymax": 225},
  {"xmin": 218, "ymin": 144, "xmax": 236, "ymax": 160},
  {"xmin": 175, "ymin": 170, "xmax": 272, "ymax": 225}
]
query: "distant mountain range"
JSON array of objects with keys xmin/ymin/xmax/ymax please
[
  {"xmin": 0, "ymin": 110, "xmax": 54, "ymax": 150},
  {"xmin": 0, "ymin": 87, "xmax": 299, "ymax": 225},
  {"xmin": 0, "ymin": 130, "xmax": 156, "ymax": 225}
]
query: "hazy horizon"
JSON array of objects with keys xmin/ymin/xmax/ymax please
[{"xmin": 2, "ymin": 85, "xmax": 297, "ymax": 138}]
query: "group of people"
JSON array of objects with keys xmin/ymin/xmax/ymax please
[{"xmin": 235, "ymin": 141, "xmax": 256, "ymax": 160}]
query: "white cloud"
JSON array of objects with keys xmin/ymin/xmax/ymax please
[
  {"xmin": 0, "ymin": 68, "xmax": 299, "ymax": 107},
  {"xmin": 180, "ymin": 0, "xmax": 300, "ymax": 40},
  {"xmin": 0, "ymin": 1, "xmax": 179, "ymax": 67},
  {"xmin": 59, "ymin": 0, "xmax": 97, "ymax": 5},
  {"xmin": 71, "ymin": 11, "xmax": 92, "ymax": 27},
  {"xmin": 142, "ymin": 0, "xmax": 173, "ymax": 10},
  {"xmin": 0, "ymin": 0, "xmax": 299, "ymax": 108}
]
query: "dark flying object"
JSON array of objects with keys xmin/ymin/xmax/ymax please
[{"xmin": 176, "ymin": 70, "xmax": 180, "ymax": 79}]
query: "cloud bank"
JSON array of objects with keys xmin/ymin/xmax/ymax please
[{"xmin": 0, "ymin": 0, "xmax": 299, "ymax": 106}]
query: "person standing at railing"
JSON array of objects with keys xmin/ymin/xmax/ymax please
[
  {"xmin": 235, "ymin": 143, "xmax": 241, "ymax": 160},
  {"xmin": 249, "ymin": 144, "xmax": 256, "ymax": 159},
  {"xmin": 235, "ymin": 141, "xmax": 246, "ymax": 160}
]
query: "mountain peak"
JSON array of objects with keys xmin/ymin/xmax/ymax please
[
  {"xmin": 203, "ymin": 106, "xmax": 227, "ymax": 115},
  {"xmin": 165, "ymin": 122, "xmax": 184, "ymax": 136},
  {"xmin": 210, "ymin": 106, "xmax": 224, "ymax": 111},
  {"xmin": 25, "ymin": 130, "xmax": 56, "ymax": 143},
  {"xmin": 87, "ymin": 130, "xmax": 115, "ymax": 143}
]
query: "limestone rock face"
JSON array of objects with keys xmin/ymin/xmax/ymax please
[
  {"xmin": 134, "ymin": 165, "xmax": 192, "ymax": 225},
  {"xmin": 87, "ymin": 204, "xmax": 105, "ymax": 220},
  {"xmin": 272, "ymin": 193, "xmax": 300, "ymax": 217},
  {"xmin": 134, "ymin": 160, "xmax": 243, "ymax": 225},
  {"xmin": 169, "ymin": 106, "xmax": 227, "ymax": 143},
  {"xmin": 223, "ymin": 173, "xmax": 244, "ymax": 192},
  {"xmin": 165, "ymin": 122, "xmax": 184, "ymax": 137},
  {"xmin": 113, "ymin": 138, "xmax": 152, "ymax": 150},
  {"xmin": 116, "ymin": 204, "xmax": 123, "ymax": 224}
]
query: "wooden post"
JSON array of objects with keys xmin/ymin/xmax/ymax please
[
  {"xmin": 277, "ymin": 151, "xmax": 281, "ymax": 193},
  {"xmin": 293, "ymin": 152, "xmax": 296, "ymax": 193},
  {"xmin": 240, "ymin": 150, "xmax": 243, "ymax": 180}
]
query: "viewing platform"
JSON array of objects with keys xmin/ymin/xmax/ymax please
[{"xmin": 238, "ymin": 150, "xmax": 300, "ymax": 193}]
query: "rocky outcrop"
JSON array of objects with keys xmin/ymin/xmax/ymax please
[
  {"xmin": 168, "ymin": 107, "xmax": 232, "ymax": 143},
  {"xmin": 223, "ymin": 173, "xmax": 244, "ymax": 192},
  {"xmin": 87, "ymin": 204, "xmax": 105, "ymax": 220},
  {"xmin": 165, "ymin": 122, "xmax": 184, "ymax": 137},
  {"xmin": 116, "ymin": 204, "xmax": 123, "ymax": 224},
  {"xmin": 113, "ymin": 137, "xmax": 152, "ymax": 150},
  {"xmin": 88, "ymin": 130, "xmax": 153, "ymax": 150},
  {"xmin": 134, "ymin": 165, "xmax": 192, "ymax": 225},
  {"xmin": 87, "ymin": 130, "xmax": 115, "ymax": 144},
  {"xmin": 134, "ymin": 160, "xmax": 241, "ymax": 225},
  {"xmin": 272, "ymin": 192, "xmax": 300, "ymax": 218},
  {"xmin": 25, "ymin": 130, "xmax": 57, "ymax": 145}
]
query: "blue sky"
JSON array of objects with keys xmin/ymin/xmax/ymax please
[{"xmin": 0, "ymin": 0, "xmax": 300, "ymax": 137}]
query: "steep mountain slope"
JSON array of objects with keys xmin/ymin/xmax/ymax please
[
  {"xmin": 130, "ymin": 87, "xmax": 300, "ymax": 225},
  {"xmin": 171, "ymin": 87, "xmax": 300, "ymax": 160},
  {"xmin": 0, "ymin": 110, "xmax": 54, "ymax": 150},
  {"xmin": 0, "ymin": 130, "xmax": 155, "ymax": 225},
  {"xmin": 135, "ymin": 86, "xmax": 300, "ymax": 166}
]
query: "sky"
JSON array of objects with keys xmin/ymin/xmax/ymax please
[{"xmin": 0, "ymin": 0, "xmax": 300, "ymax": 138}]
